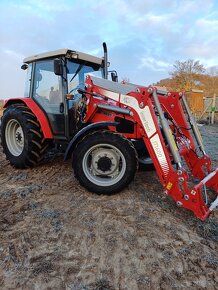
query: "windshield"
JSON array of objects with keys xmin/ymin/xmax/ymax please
[{"xmin": 67, "ymin": 60, "xmax": 103, "ymax": 94}]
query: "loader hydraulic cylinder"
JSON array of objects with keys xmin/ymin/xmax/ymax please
[
  {"xmin": 152, "ymin": 89, "xmax": 182, "ymax": 168},
  {"xmin": 181, "ymin": 94, "xmax": 206, "ymax": 155}
]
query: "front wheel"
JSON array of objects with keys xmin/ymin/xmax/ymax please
[{"xmin": 73, "ymin": 131, "xmax": 138, "ymax": 194}]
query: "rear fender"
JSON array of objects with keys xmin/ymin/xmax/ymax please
[
  {"xmin": 4, "ymin": 98, "xmax": 53, "ymax": 139},
  {"xmin": 64, "ymin": 121, "xmax": 118, "ymax": 161}
]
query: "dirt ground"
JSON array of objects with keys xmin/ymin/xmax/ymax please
[{"xmin": 0, "ymin": 125, "xmax": 217, "ymax": 290}]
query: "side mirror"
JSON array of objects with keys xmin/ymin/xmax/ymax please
[
  {"xmin": 21, "ymin": 64, "xmax": 28, "ymax": 70},
  {"xmin": 54, "ymin": 59, "xmax": 63, "ymax": 76},
  {"xmin": 111, "ymin": 71, "xmax": 118, "ymax": 82}
]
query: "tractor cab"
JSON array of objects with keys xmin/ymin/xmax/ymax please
[{"xmin": 22, "ymin": 48, "xmax": 106, "ymax": 140}]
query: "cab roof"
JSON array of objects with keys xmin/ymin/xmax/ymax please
[{"xmin": 23, "ymin": 49, "xmax": 103, "ymax": 65}]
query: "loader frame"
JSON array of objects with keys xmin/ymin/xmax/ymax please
[{"xmin": 76, "ymin": 75, "xmax": 218, "ymax": 220}]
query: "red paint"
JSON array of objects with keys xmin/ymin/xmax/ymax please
[
  {"xmin": 4, "ymin": 77, "xmax": 218, "ymax": 220},
  {"xmin": 4, "ymin": 98, "xmax": 53, "ymax": 139},
  {"xmin": 81, "ymin": 75, "xmax": 218, "ymax": 220}
]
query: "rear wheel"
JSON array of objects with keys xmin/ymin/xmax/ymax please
[
  {"xmin": 73, "ymin": 131, "xmax": 138, "ymax": 194},
  {"xmin": 1, "ymin": 104, "xmax": 48, "ymax": 168}
]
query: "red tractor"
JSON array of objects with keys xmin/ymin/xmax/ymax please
[{"xmin": 1, "ymin": 43, "xmax": 218, "ymax": 220}]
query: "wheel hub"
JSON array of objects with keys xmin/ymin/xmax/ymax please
[
  {"xmin": 97, "ymin": 156, "xmax": 113, "ymax": 172},
  {"xmin": 5, "ymin": 119, "xmax": 24, "ymax": 156},
  {"xmin": 91, "ymin": 148, "xmax": 119, "ymax": 176},
  {"xmin": 15, "ymin": 127, "xmax": 24, "ymax": 145},
  {"xmin": 81, "ymin": 141, "xmax": 127, "ymax": 187}
]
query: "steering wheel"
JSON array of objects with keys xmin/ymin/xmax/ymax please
[{"xmin": 69, "ymin": 83, "xmax": 84, "ymax": 95}]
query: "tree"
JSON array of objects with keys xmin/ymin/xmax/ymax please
[
  {"xmin": 202, "ymin": 66, "xmax": 218, "ymax": 96},
  {"xmin": 201, "ymin": 66, "xmax": 218, "ymax": 124},
  {"xmin": 154, "ymin": 78, "xmax": 178, "ymax": 91},
  {"xmin": 170, "ymin": 59, "xmax": 205, "ymax": 91}
]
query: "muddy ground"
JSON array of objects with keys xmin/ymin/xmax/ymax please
[{"xmin": 0, "ymin": 125, "xmax": 217, "ymax": 290}]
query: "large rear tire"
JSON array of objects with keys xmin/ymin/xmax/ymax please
[
  {"xmin": 73, "ymin": 131, "xmax": 138, "ymax": 194},
  {"xmin": 1, "ymin": 104, "xmax": 48, "ymax": 168}
]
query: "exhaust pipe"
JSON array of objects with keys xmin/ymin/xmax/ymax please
[{"xmin": 103, "ymin": 42, "xmax": 108, "ymax": 79}]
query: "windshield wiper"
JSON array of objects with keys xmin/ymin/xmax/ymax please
[{"xmin": 70, "ymin": 64, "xmax": 83, "ymax": 82}]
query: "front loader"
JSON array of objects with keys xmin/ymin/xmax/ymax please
[{"xmin": 1, "ymin": 43, "xmax": 218, "ymax": 220}]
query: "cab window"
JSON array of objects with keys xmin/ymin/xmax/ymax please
[
  {"xmin": 32, "ymin": 60, "xmax": 62, "ymax": 114},
  {"xmin": 67, "ymin": 60, "xmax": 103, "ymax": 95}
]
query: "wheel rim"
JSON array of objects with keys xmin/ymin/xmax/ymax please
[
  {"xmin": 82, "ymin": 143, "xmax": 127, "ymax": 187},
  {"xmin": 5, "ymin": 119, "xmax": 24, "ymax": 156}
]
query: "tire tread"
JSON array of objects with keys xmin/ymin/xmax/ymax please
[{"xmin": 1, "ymin": 104, "xmax": 48, "ymax": 168}]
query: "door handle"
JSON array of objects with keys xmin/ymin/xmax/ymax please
[{"xmin": 60, "ymin": 102, "xmax": 64, "ymax": 113}]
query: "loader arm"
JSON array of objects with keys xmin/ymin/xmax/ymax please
[{"xmin": 83, "ymin": 75, "xmax": 218, "ymax": 220}]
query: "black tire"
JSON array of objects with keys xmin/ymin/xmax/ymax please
[
  {"xmin": 132, "ymin": 139, "xmax": 155, "ymax": 171},
  {"xmin": 138, "ymin": 157, "xmax": 155, "ymax": 171},
  {"xmin": 1, "ymin": 104, "xmax": 48, "ymax": 168},
  {"xmin": 73, "ymin": 130, "xmax": 138, "ymax": 194}
]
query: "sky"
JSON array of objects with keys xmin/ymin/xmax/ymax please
[{"xmin": 0, "ymin": 0, "xmax": 218, "ymax": 99}]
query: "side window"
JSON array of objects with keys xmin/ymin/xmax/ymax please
[{"xmin": 33, "ymin": 60, "xmax": 62, "ymax": 114}]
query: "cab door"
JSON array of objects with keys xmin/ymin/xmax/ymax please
[{"xmin": 32, "ymin": 60, "xmax": 66, "ymax": 137}]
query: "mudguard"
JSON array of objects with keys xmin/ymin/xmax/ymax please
[
  {"xmin": 4, "ymin": 98, "xmax": 53, "ymax": 139},
  {"xmin": 64, "ymin": 121, "xmax": 118, "ymax": 161}
]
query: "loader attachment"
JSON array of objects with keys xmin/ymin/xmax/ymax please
[
  {"xmin": 164, "ymin": 166, "xmax": 218, "ymax": 220},
  {"xmin": 83, "ymin": 75, "xmax": 218, "ymax": 220},
  {"xmin": 146, "ymin": 88, "xmax": 218, "ymax": 220}
]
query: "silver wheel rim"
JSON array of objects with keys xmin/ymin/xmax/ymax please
[
  {"xmin": 82, "ymin": 143, "xmax": 126, "ymax": 187},
  {"xmin": 5, "ymin": 119, "xmax": 24, "ymax": 156}
]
